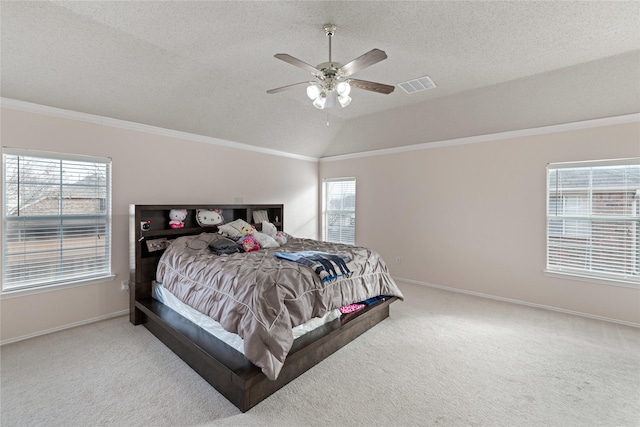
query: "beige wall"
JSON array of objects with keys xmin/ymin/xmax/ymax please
[
  {"xmin": 0, "ymin": 107, "xmax": 318, "ymax": 343},
  {"xmin": 320, "ymin": 121, "xmax": 640, "ymax": 324},
  {"xmin": 1, "ymin": 105, "xmax": 638, "ymax": 343}
]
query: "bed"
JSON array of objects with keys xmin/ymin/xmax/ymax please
[{"xmin": 129, "ymin": 204, "xmax": 403, "ymax": 411}]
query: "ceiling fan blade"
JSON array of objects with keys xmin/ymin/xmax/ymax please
[
  {"xmin": 274, "ymin": 54, "xmax": 320, "ymax": 75},
  {"xmin": 339, "ymin": 49, "xmax": 388, "ymax": 77},
  {"xmin": 349, "ymin": 79, "xmax": 395, "ymax": 94},
  {"xmin": 266, "ymin": 81, "xmax": 311, "ymax": 94}
]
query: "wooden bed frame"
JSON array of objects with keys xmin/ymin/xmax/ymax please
[{"xmin": 129, "ymin": 204, "xmax": 398, "ymax": 412}]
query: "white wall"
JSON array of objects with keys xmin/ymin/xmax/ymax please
[
  {"xmin": 320, "ymin": 120, "xmax": 640, "ymax": 324},
  {"xmin": 0, "ymin": 107, "xmax": 318, "ymax": 343}
]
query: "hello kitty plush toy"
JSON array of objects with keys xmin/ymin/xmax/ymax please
[{"xmin": 169, "ymin": 209, "xmax": 187, "ymax": 229}]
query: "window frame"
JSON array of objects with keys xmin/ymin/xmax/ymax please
[
  {"xmin": 322, "ymin": 177, "xmax": 356, "ymax": 245},
  {"xmin": 545, "ymin": 158, "xmax": 640, "ymax": 288},
  {"xmin": 2, "ymin": 147, "xmax": 113, "ymax": 293}
]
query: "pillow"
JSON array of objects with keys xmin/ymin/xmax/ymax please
[
  {"xmin": 208, "ymin": 236, "xmax": 242, "ymax": 255},
  {"xmin": 217, "ymin": 219, "xmax": 252, "ymax": 239},
  {"xmin": 261, "ymin": 221, "xmax": 278, "ymax": 237},
  {"xmin": 196, "ymin": 209, "xmax": 225, "ymax": 227},
  {"xmin": 253, "ymin": 231, "xmax": 279, "ymax": 249}
]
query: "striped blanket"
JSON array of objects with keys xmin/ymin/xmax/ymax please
[{"xmin": 274, "ymin": 250, "xmax": 352, "ymax": 282}]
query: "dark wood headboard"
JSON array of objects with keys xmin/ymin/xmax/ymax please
[{"xmin": 128, "ymin": 204, "xmax": 283, "ymax": 324}]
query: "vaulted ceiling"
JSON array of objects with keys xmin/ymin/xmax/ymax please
[{"xmin": 2, "ymin": 1, "xmax": 639, "ymax": 158}]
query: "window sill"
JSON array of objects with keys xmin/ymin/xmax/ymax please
[
  {"xmin": 0, "ymin": 274, "xmax": 116, "ymax": 299},
  {"xmin": 543, "ymin": 269, "xmax": 640, "ymax": 289}
]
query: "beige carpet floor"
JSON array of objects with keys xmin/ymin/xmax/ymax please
[{"xmin": 1, "ymin": 281, "xmax": 639, "ymax": 426}]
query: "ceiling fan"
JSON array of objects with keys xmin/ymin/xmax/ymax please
[{"xmin": 267, "ymin": 24, "xmax": 395, "ymax": 109}]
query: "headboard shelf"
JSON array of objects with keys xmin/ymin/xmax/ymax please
[
  {"xmin": 132, "ymin": 204, "xmax": 283, "ymax": 236},
  {"xmin": 141, "ymin": 227, "xmax": 204, "ymax": 238}
]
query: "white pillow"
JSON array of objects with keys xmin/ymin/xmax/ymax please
[
  {"xmin": 262, "ymin": 221, "xmax": 278, "ymax": 237},
  {"xmin": 218, "ymin": 219, "xmax": 252, "ymax": 239},
  {"xmin": 253, "ymin": 231, "xmax": 279, "ymax": 248}
]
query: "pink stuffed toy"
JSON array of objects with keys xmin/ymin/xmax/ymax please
[
  {"xmin": 169, "ymin": 209, "xmax": 187, "ymax": 229},
  {"xmin": 237, "ymin": 224, "xmax": 260, "ymax": 252}
]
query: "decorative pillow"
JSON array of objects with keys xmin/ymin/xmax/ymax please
[
  {"xmin": 196, "ymin": 209, "xmax": 225, "ymax": 227},
  {"xmin": 217, "ymin": 219, "xmax": 252, "ymax": 239},
  {"xmin": 253, "ymin": 231, "xmax": 279, "ymax": 249}
]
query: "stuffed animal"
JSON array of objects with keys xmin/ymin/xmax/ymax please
[
  {"xmin": 274, "ymin": 231, "xmax": 287, "ymax": 246},
  {"xmin": 262, "ymin": 220, "xmax": 287, "ymax": 245},
  {"xmin": 169, "ymin": 209, "xmax": 187, "ymax": 229},
  {"xmin": 237, "ymin": 224, "xmax": 260, "ymax": 252}
]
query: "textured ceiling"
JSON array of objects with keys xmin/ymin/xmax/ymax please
[{"xmin": 1, "ymin": 1, "xmax": 639, "ymax": 158}]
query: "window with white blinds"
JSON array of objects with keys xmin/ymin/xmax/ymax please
[
  {"xmin": 2, "ymin": 148, "xmax": 112, "ymax": 291},
  {"xmin": 323, "ymin": 178, "xmax": 356, "ymax": 244},
  {"xmin": 546, "ymin": 158, "xmax": 640, "ymax": 285}
]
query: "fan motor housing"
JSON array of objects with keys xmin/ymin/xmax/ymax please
[{"xmin": 317, "ymin": 62, "xmax": 343, "ymax": 76}]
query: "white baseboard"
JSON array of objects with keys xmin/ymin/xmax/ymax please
[
  {"xmin": 0, "ymin": 310, "xmax": 129, "ymax": 346},
  {"xmin": 394, "ymin": 276, "xmax": 640, "ymax": 328},
  {"xmin": 2, "ymin": 279, "xmax": 636, "ymax": 345}
]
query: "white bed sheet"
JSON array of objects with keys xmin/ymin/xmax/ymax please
[{"xmin": 152, "ymin": 282, "xmax": 341, "ymax": 355}]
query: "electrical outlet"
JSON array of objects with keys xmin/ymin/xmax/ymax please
[
  {"xmin": 121, "ymin": 280, "xmax": 129, "ymax": 291},
  {"xmin": 395, "ymin": 256, "xmax": 401, "ymax": 264}
]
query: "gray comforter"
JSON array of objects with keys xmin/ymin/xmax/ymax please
[{"xmin": 156, "ymin": 233, "xmax": 404, "ymax": 380}]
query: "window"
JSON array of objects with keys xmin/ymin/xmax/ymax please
[
  {"xmin": 2, "ymin": 148, "xmax": 112, "ymax": 292},
  {"xmin": 323, "ymin": 178, "xmax": 356, "ymax": 244},
  {"xmin": 546, "ymin": 158, "xmax": 640, "ymax": 285}
]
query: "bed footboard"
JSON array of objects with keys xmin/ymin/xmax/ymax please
[{"xmin": 135, "ymin": 295, "xmax": 397, "ymax": 412}]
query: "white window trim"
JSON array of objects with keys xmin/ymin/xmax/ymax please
[
  {"xmin": 322, "ymin": 177, "xmax": 356, "ymax": 244},
  {"xmin": 545, "ymin": 157, "xmax": 640, "ymax": 287},
  {"xmin": 543, "ymin": 269, "xmax": 639, "ymax": 290},
  {"xmin": 2, "ymin": 147, "xmax": 113, "ymax": 292}
]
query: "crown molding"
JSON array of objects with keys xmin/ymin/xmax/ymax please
[
  {"xmin": 320, "ymin": 113, "xmax": 640, "ymax": 162},
  {"xmin": 0, "ymin": 98, "xmax": 319, "ymax": 163},
  {"xmin": 2, "ymin": 98, "xmax": 637, "ymax": 163}
]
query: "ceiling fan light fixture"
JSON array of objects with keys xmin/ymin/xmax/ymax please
[
  {"xmin": 336, "ymin": 81, "xmax": 351, "ymax": 96},
  {"xmin": 313, "ymin": 94, "xmax": 326, "ymax": 109},
  {"xmin": 268, "ymin": 24, "xmax": 394, "ymax": 110},
  {"xmin": 306, "ymin": 84, "xmax": 322, "ymax": 100},
  {"xmin": 325, "ymin": 91, "xmax": 337, "ymax": 108},
  {"xmin": 338, "ymin": 94, "xmax": 352, "ymax": 107}
]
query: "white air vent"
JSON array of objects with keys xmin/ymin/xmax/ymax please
[{"xmin": 398, "ymin": 75, "xmax": 437, "ymax": 94}]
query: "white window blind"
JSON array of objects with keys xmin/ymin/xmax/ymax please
[
  {"xmin": 2, "ymin": 148, "xmax": 112, "ymax": 291},
  {"xmin": 323, "ymin": 178, "xmax": 356, "ymax": 244},
  {"xmin": 546, "ymin": 158, "xmax": 640, "ymax": 285}
]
